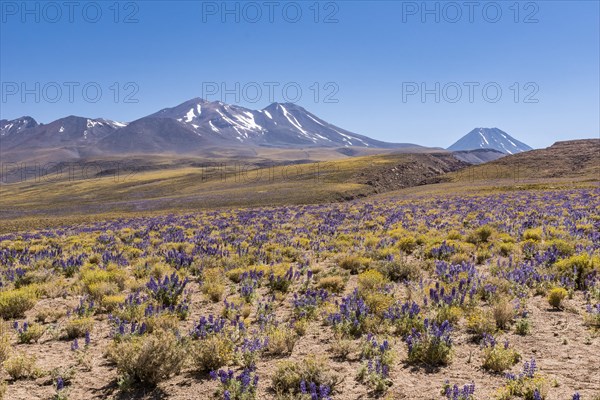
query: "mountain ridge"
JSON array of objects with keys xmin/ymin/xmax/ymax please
[{"xmin": 1, "ymin": 98, "xmax": 422, "ymax": 157}]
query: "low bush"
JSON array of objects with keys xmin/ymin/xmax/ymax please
[
  {"xmin": 357, "ymin": 336, "xmax": 393, "ymax": 394},
  {"xmin": 374, "ymin": 259, "xmax": 421, "ymax": 282},
  {"xmin": 210, "ymin": 368, "xmax": 258, "ymax": 400},
  {"xmin": 514, "ymin": 318, "xmax": 531, "ymax": 335},
  {"xmin": 3, "ymin": 352, "xmax": 41, "ymax": 380},
  {"xmin": 15, "ymin": 322, "xmax": 45, "ymax": 344},
  {"xmin": 397, "ymin": 236, "xmax": 417, "ymax": 253},
  {"xmin": 466, "ymin": 226, "xmax": 494, "ymax": 244},
  {"xmin": 272, "ymin": 356, "xmax": 339, "ymax": 397},
  {"xmin": 202, "ymin": 268, "xmax": 226, "ymax": 302},
  {"xmin": 266, "ymin": 325, "xmax": 298, "ymax": 356},
  {"xmin": 555, "ymin": 254, "xmax": 599, "ymax": 290},
  {"xmin": 0, "ymin": 323, "xmax": 11, "ymax": 363},
  {"xmin": 191, "ymin": 334, "xmax": 235, "ymax": 372},
  {"xmin": 499, "ymin": 243, "xmax": 514, "ymax": 257},
  {"xmin": 338, "ymin": 255, "xmax": 370, "ymax": 274},
  {"xmin": 433, "ymin": 305, "xmax": 463, "ymax": 325},
  {"xmin": 65, "ymin": 317, "xmax": 94, "ymax": 339},
  {"xmin": 0, "ymin": 286, "xmax": 37, "ymax": 319},
  {"xmin": 329, "ymin": 337, "xmax": 354, "ymax": 360},
  {"xmin": 35, "ymin": 307, "xmax": 66, "ymax": 324},
  {"xmin": 405, "ymin": 319, "xmax": 453, "ymax": 366},
  {"xmin": 101, "ymin": 294, "xmax": 126, "ymax": 312},
  {"xmin": 493, "ymin": 298, "xmax": 515, "ymax": 330},
  {"xmin": 481, "ymin": 335, "xmax": 520, "ymax": 373},
  {"xmin": 522, "ymin": 228, "xmax": 543, "ymax": 242},
  {"xmin": 547, "ymin": 287, "xmax": 568, "ymax": 309},
  {"xmin": 107, "ymin": 329, "xmax": 186, "ymax": 386},
  {"xmin": 498, "ymin": 359, "xmax": 548, "ymax": 400},
  {"xmin": 81, "ymin": 267, "xmax": 127, "ymax": 300},
  {"xmin": 362, "ymin": 292, "xmax": 394, "ymax": 317},
  {"xmin": 327, "ymin": 290, "xmax": 370, "ymax": 338},
  {"xmin": 466, "ymin": 310, "xmax": 496, "ymax": 340},
  {"xmin": 316, "ymin": 276, "xmax": 346, "ymax": 294},
  {"xmin": 383, "ymin": 301, "xmax": 423, "ymax": 337}
]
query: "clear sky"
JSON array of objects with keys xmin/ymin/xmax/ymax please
[{"xmin": 1, "ymin": 0, "xmax": 598, "ymax": 148}]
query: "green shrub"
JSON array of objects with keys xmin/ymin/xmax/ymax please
[
  {"xmin": 357, "ymin": 270, "xmax": 389, "ymax": 306},
  {"xmin": 446, "ymin": 230, "xmax": 462, "ymax": 240},
  {"xmin": 329, "ymin": 337, "xmax": 354, "ymax": 360},
  {"xmin": 476, "ymin": 249, "xmax": 492, "ymax": 264},
  {"xmin": 397, "ymin": 237, "xmax": 417, "ymax": 253},
  {"xmin": 144, "ymin": 313, "xmax": 181, "ymax": 334},
  {"xmin": 363, "ymin": 292, "xmax": 394, "ymax": 318},
  {"xmin": 374, "ymin": 259, "xmax": 421, "ymax": 282},
  {"xmin": 101, "ymin": 294, "xmax": 126, "ymax": 312},
  {"xmin": 482, "ymin": 343, "xmax": 520, "ymax": 372},
  {"xmin": 522, "ymin": 228, "xmax": 543, "ymax": 242},
  {"xmin": 514, "ymin": 318, "xmax": 531, "ymax": 335},
  {"xmin": 433, "ymin": 305, "xmax": 462, "ymax": 325},
  {"xmin": 499, "ymin": 243, "xmax": 514, "ymax": 257},
  {"xmin": 0, "ymin": 287, "xmax": 37, "ymax": 319},
  {"xmin": 406, "ymin": 320, "xmax": 453, "ymax": 366},
  {"xmin": 3, "ymin": 352, "xmax": 41, "ymax": 380},
  {"xmin": 339, "ymin": 255, "xmax": 370, "ymax": 274},
  {"xmin": 65, "ymin": 317, "xmax": 94, "ymax": 339},
  {"xmin": 0, "ymin": 324, "xmax": 11, "ymax": 363},
  {"xmin": 202, "ymin": 268, "xmax": 226, "ymax": 302},
  {"xmin": 497, "ymin": 360, "xmax": 548, "ymax": 400},
  {"xmin": 81, "ymin": 267, "xmax": 126, "ymax": 300},
  {"xmin": 192, "ymin": 334, "xmax": 235, "ymax": 372},
  {"xmin": 266, "ymin": 325, "xmax": 298, "ymax": 356},
  {"xmin": 272, "ymin": 356, "xmax": 339, "ymax": 397},
  {"xmin": 107, "ymin": 329, "xmax": 186, "ymax": 386},
  {"xmin": 466, "ymin": 310, "xmax": 496, "ymax": 340},
  {"xmin": 555, "ymin": 254, "xmax": 599, "ymax": 290},
  {"xmin": 203, "ymin": 281, "xmax": 225, "ymax": 302},
  {"xmin": 547, "ymin": 287, "xmax": 568, "ymax": 309},
  {"xmin": 16, "ymin": 322, "xmax": 45, "ymax": 344},
  {"xmin": 317, "ymin": 276, "xmax": 346, "ymax": 294},
  {"xmin": 466, "ymin": 226, "xmax": 494, "ymax": 244}
]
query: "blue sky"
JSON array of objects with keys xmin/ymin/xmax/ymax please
[{"xmin": 1, "ymin": 0, "xmax": 598, "ymax": 148}]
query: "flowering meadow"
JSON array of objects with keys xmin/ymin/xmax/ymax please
[{"xmin": 0, "ymin": 188, "xmax": 599, "ymax": 399}]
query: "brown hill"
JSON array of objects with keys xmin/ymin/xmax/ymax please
[{"xmin": 449, "ymin": 139, "xmax": 599, "ymax": 182}]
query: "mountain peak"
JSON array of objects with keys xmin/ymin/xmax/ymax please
[
  {"xmin": 0, "ymin": 116, "xmax": 39, "ymax": 137},
  {"xmin": 448, "ymin": 127, "xmax": 533, "ymax": 154}
]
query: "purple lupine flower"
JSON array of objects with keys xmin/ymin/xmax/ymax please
[{"xmin": 56, "ymin": 376, "xmax": 64, "ymax": 391}]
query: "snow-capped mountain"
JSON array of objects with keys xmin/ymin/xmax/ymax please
[
  {"xmin": 1, "ymin": 98, "xmax": 420, "ymax": 157},
  {"xmin": 0, "ymin": 116, "xmax": 127, "ymax": 151},
  {"xmin": 0, "ymin": 116, "xmax": 39, "ymax": 137},
  {"xmin": 447, "ymin": 128, "xmax": 533, "ymax": 154},
  {"xmin": 98, "ymin": 98, "xmax": 416, "ymax": 153}
]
